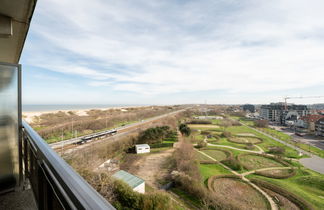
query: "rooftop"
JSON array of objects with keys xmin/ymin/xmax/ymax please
[
  {"xmin": 112, "ymin": 170, "xmax": 144, "ymax": 189},
  {"xmin": 135, "ymin": 144, "xmax": 150, "ymax": 148}
]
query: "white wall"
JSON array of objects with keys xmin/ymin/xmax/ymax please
[
  {"xmin": 136, "ymin": 146, "xmax": 150, "ymax": 154},
  {"xmin": 133, "ymin": 182, "xmax": 145, "ymax": 194}
]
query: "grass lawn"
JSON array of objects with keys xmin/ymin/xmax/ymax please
[
  {"xmin": 246, "ymin": 167, "xmax": 324, "ymax": 209},
  {"xmin": 212, "ymin": 137, "xmax": 259, "ymax": 151},
  {"xmin": 195, "ymin": 151, "xmax": 213, "ymax": 161},
  {"xmin": 227, "ymin": 126, "xmax": 300, "ymax": 158},
  {"xmin": 188, "ymin": 124, "xmax": 220, "ymax": 130},
  {"xmin": 230, "ymin": 136, "xmax": 262, "ymax": 144},
  {"xmin": 239, "ymin": 154, "xmax": 285, "ymax": 170},
  {"xmin": 199, "ymin": 163, "xmax": 231, "ymax": 183},
  {"xmin": 209, "ymin": 177, "xmax": 270, "ymax": 209},
  {"xmin": 211, "ymin": 119, "xmax": 223, "ymax": 125},
  {"xmin": 202, "ymin": 150, "xmax": 228, "ymax": 161}
]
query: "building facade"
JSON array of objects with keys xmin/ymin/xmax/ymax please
[
  {"xmin": 242, "ymin": 104, "xmax": 255, "ymax": 113},
  {"xmin": 315, "ymin": 118, "xmax": 324, "ymax": 137},
  {"xmin": 260, "ymin": 103, "xmax": 309, "ymax": 125}
]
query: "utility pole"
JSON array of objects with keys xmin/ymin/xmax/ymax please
[
  {"xmin": 61, "ymin": 127, "xmax": 64, "ymax": 155},
  {"xmin": 71, "ymin": 117, "xmax": 74, "ymax": 138},
  {"xmin": 105, "ymin": 112, "xmax": 108, "ymax": 129}
]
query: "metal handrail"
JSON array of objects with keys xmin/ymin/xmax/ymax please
[{"xmin": 22, "ymin": 121, "xmax": 115, "ymax": 210}]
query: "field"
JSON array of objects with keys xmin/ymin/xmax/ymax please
[
  {"xmin": 230, "ymin": 136, "xmax": 262, "ymax": 144},
  {"xmin": 239, "ymin": 154, "xmax": 285, "ymax": 170},
  {"xmin": 195, "ymin": 151, "xmax": 213, "ymax": 161},
  {"xmin": 226, "ymin": 125, "xmax": 301, "ymax": 158},
  {"xmin": 199, "ymin": 164, "xmax": 231, "ymax": 183},
  {"xmin": 188, "ymin": 124, "xmax": 220, "ymax": 129},
  {"xmin": 208, "ymin": 177, "xmax": 270, "ymax": 209},
  {"xmin": 247, "ymin": 168, "xmax": 324, "ymax": 209},
  {"xmin": 201, "ymin": 149, "xmax": 228, "ymax": 161}
]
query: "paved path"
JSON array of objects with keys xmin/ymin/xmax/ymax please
[
  {"xmin": 240, "ymin": 122, "xmax": 324, "ymax": 174},
  {"xmin": 197, "ymin": 150, "xmax": 278, "ymax": 210},
  {"xmin": 207, "ymin": 143, "xmax": 263, "ymax": 154}
]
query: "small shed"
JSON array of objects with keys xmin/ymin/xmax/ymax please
[
  {"xmin": 112, "ymin": 170, "xmax": 145, "ymax": 193},
  {"xmin": 135, "ymin": 144, "xmax": 150, "ymax": 154}
]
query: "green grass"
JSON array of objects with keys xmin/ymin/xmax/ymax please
[
  {"xmin": 199, "ymin": 163, "xmax": 231, "ymax": 183},
  {"xmin": 211, "ymin": 137, "xmax": 259, "ymax": 151},
  {"xmin": 226, "ymin": 126, "xmax": 300, "ymax": 158},
  {"xmin": 239, "ymin": 154, "xmax": 285, "ymax": 169},
  {"xmin": 257, "ymin": 127, "xmax": 324, "ymax": 158},
  {"xmin": 211, "ymin": 119, "xmax": 223, "ymax": 125},
  {"xmin": 202, "ymin": 150, "xmax": 228, "ymax": 161},
  {"xmin": 196, "ymin": 151, "xmax": 213, "ymax": 161},
  {"xmin": 246, "ymin": 167, "xmax": 324, "ymax": 209},
  {"xmin": 236, "ymin": 118, "xmax": 324, "ymax": 158},
  {"xmin": 171, "ymin": 188, "xmax": 201, "ymax": 208}
]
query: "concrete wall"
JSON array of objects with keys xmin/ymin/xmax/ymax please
[
  {"xmin": 136, "ymin": 146, "xmax": 150, "ymax": 154},
  {"xmin": 133, "ymin": 182, "xmax": 145, "ymax": 194}
]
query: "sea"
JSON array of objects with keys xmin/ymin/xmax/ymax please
[{"xmin": 22, "ymin": 104, "xmax": 145, "ymax": 112}]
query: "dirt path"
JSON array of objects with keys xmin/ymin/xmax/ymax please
[
  {"xmin": 207, "ymin": 143, "xmax": 263, "ymax": 153},
  {"xmin": 198, "ymin": 150, "xmax": 278, "ymax": 210},
  {"xmin": 131, "ymin": 148, "xmax": 174, "ymax": 188},
  {"xmin": 241, "ymin": 167, "xmax": 296, "ymax": 176}
]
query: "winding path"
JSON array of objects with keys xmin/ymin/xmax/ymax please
[
  {"xmin": 241, "ymin": 166, "xmax": 296, "ymax": 176},
  {"xmin": 197, "ymin": 150, "xmax": 278, "ymax": 210},
  {"xmin": 240, "ymin": 122, "xmax": 324, "ymax": 174}
]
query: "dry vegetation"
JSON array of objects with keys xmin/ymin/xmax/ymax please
[
  {"xmin": 208, "ymin": 176, "xmax": 270, "ymax": 210},
  {"xmin": 31, "ymin": 105, "xmax": 183, "ymax": 142}
]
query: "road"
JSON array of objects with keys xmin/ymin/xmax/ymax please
[
  {"xmin": 50, "ymin": 108, "xmax": 187, "ymax": 149},
  {"xmin": 241, "ymin": 122, "xmax": 324, "ymax": 174},
  {"xmin": 270, "ymin": 125, "xmax": 324, "ymax": 150}
]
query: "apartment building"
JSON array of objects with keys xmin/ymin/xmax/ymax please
[
  {"xmin": 260, "ymin": 103, "xmax": 309, "ymax": 125},
  {"xmin": 315, "ymin": 118, "xmax": 324, "ymax": 137}
]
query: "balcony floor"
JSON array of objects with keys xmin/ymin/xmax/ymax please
[{"xmin": 0, "ymin": 189, "xmax": 37, "ymax": 210}]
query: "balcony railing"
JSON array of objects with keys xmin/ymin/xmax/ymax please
[{"xmin": 21, "ymin": 121, "xmax": 115, "ymax": 210}]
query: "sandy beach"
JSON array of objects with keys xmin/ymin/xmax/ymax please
[{"xmin": 22, "ymin": 105, "xmax": 145, "ymax": 123}]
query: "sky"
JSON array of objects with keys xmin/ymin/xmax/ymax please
[{"xmin": 20, "ymin": 0, "xmax": 324, "ymax": 105}]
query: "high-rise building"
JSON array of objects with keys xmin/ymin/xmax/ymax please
[{"xmin": 260, "ymin": 103, "xmax": 309, "ymax": 125}]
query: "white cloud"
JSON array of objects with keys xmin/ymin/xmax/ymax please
[{"xmin": 24, "ymin": 0, "xmax": 324, "ymax": 98}]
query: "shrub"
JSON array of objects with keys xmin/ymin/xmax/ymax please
[
  {"xmin": 80, "ymin": 170, "xmax": 173, "ymax": 210},
  {"xmin": 196, "ymin": 140, "xmax": 207, "ymax": 148},
  {"xmin": 179, "ymin": 124, "xmax": 191, "ymax": 136},
  {"xmin": 221, "ymin": 157, "xmax": 242, "ymax": 171},
  {"xmin": 245, "ymin": 143, "xmax": 254, "ymax": 150},
  {"xmin": 137, "ymin": 126, "xmax": 173, "ymax": 144},
  {"xmin": 222, "ymin": 131, "xmax": 232, "ymax": 138},
  {"xmin": 187, "ymin": 120, "xmax": 212, "ymax": 124},
  {"xmin": 200, "ymin": 130, "xmax": 211, "ymax": 135},
  {"xmin": 255, "ymin": 120, "xmax": 269, "ymax": 128},
  {"xmin": 268, "ymin": 146, "xmax": 285, "ymax": 155}
]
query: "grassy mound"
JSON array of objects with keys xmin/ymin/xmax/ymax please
[
  {"xmin": 229, "ymin": 136, "xmax": 263, "ymax": 144},
  {"xmin": 238, "ymin": 154, "xmax": 295, "ymax": 178},
  {"xmin": 208, "ymin": 175, "xmax": 270, "ymax": 210},
  {"xmin": 250, "ymin": 178, "xmax": 314, "ymax": 210}
]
